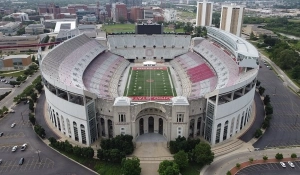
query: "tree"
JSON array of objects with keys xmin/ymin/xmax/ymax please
[
  {"xmin": 275, "ymin": 153, "xmax": 283, "ymax": 160},
  {"xmin": 0, "ymin": 109, "xmax": 3, "ymax": 117},
  {"xmin": 291, "ymin": 153, "xmax": 297, "ymax": 158},
  {"xmin": 263, "ymin": 95, "xmax": 271, "ymax": 105},
  {"xmin": 173, "ymin": 150, "xmax": 188, "ymax": 170},
  {"xmin": 250, "ymin": 32, "xmax": 257, "ymax": 40},
  {"xmin": 193, "ymin": 142, "xmax": 214, "ymax": 165},
  {"xmin": 2, "ymin": 106, "xmax": 8, "ymax": 113},
  {"xmin": 73, "ymin": 146, "xmax": 82, "ymax": 157},
  {"xmin": 119, "ymin": 17, "xmax": 126, "ymax": 24},
  {"xmin": 158, "ymin": 160, "xmax": 180, "ymax": 175},
  {"xmin": 29, "ymin": 99, "xmax": 34, "ymax": 112},
  {"xmin": 227, "ymin": 171, "xmax": 232, "ymax": 175},
  {"xmin": 254, "ymin": 129, "xmax": 262, "ymax": 138},
  {"xmin": 32, "ymin": 55, "xmax": 36, "ymax": 62},
  {"xmin": 17, "ymin": 27, "xmax": 25, "ymax": 36},
  {"xmin": 258, "ymin": 86, "xmax": 265, "ymax": 96},
  {"xmin": 292, "ymin": 65, "xmax": 300, "ymax": 79},
  {"xmin": 31, "ymin": 93, "xmax": 38, "ymax": 102},
  {"xmin": 183, "ymin": 22, "xmax": 193, "ymax": 33},
  {"xmin": 263, "ymin": 155, "xmax": 268, "ymax": 161},
  {"xmin": 121, "ymin": 157, "xmax": 141, "ymax": 175},
  {"xmin": 236, "ymin": 163, "xmax": 241, "ymax": 169},
  {"xmin": 29, "ymin": 113, "xmax": 36, "ymax": 125},
  {"xmin": 34, "ymin": 125, "xmax": 45, "ymax": 138},
  {"xmin": 265, "ymin": 103, "xmax": 273, "ymax": 115}
]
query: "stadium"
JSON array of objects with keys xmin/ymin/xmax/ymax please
[{"xmin": 41, "ymin": 26, "xmax": 259, "ymax": 146}]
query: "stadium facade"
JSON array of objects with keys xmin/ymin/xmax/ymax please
[{"xmin": 41, "ymin": 26, "xmax": 259, "ymax": 146}]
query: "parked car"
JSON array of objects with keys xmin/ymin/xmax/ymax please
[
  {"xmin": 10, "ymin": 76, "xmax": 13, "ymax": 79},
  {"xmin": 280, "ymin": 162, "xmax": 286, "ymax": 168},
  {"xmin": 0, "ymin": 132, "xmax": 3, "ymax": 137},
  {"xmin": 20, "ymin": 144, "xmax": 27, "ymax": 151},
  {"xmin": 9, "ymin": 109, "xmax": 15, "ymax": 113},
  {"xmin": 12, "ymin": 146, "xmax": 17, "ymax": 152},
  {"xmin": 288, "ymin": 161, "xmax": 295, "ymax": 168},
  {"xmin": 0, "ymin": 159, "xmax": 2, "ymax": 164},
  {"xmin": 11, "ymin": 123, "xmax": 16, "ymax": 128},
  {"xmin": 19, "ymin": 158, "xmax": 24, "ymax": 165}
]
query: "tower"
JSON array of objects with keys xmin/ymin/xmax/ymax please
[
  {"xmin": 196, "ymin": 0, "xmax": 213, "ymax": 27},
  {"xmin": 220, "ymin": 4, "xmax": 244, "ymax": 36}
]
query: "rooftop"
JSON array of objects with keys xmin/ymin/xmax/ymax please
[{"xmin": 4, "ymin": 54, "xmax": 30, "ymax": 60}]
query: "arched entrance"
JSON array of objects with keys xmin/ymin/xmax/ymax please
[
  {"xmin": 140, "ymin": 118, "xmax": 144, "ymax": 135},
  {"xmin": 148, "ymin": 117, "xmax": 154, "ymax": 133},
  {"xmin": 135, "ymin": 107, "xmax": 167, "ymax": 142}
]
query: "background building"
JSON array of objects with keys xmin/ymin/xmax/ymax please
[
  {"xmin": 0, "ymin": 54, "xmax": 32, "ymax": 71},
  {"xmin": 4, "ymin": 13, "xmax": 29, "ymax": 21},
  {"xmin": 25, "ymin": 24, "xmax": 45, "ymax": 35},
  {"xmin": 196, "ymin": 0, "xmax": 213, "ymax": 26},
  {"xmin": 111, "ymin": 3, "xmax": 127, "ymax": 22},
  {"xmin": 0, "ymin": 22, "xmax": 21, "ymax": 36},
  {"xmin": 164, "ymin": 9, "xmax": 176, "ymax": 22},
  {"xmin": 0, "ymin": 33, "xmax": 39, "ymax": 54},
  {"xmin": 220, "ymin": 4, "xmax": 244, "ymax": 36}
]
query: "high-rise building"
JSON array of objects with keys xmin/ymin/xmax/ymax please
[
  {"xmin": 111, "ymin": 3, "xmax": 127, "ymax": 22},
  {"xmin": 220, "ymin": 5, "xmax": 244, "ymax": 36},
  {"xmin": 196, "ymin": 0, "xmax": 213, "ymax": 27}
]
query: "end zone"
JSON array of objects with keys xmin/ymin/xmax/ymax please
[
  {"xmin": 132, "ymin": 67, "xmax": 167, "ymax": 70},
  {"xmin": 130, "ymin": 96, "xmax": 173, "ymax": 101}
]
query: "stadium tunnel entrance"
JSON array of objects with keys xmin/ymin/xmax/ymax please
[{"xmin": 135, "ymin": 108, "xmax": 167, "ymax": 142}]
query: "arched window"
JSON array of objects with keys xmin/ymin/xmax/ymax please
[
  {"xmin": 61, "ymin": 115, "xmax": 65, "ymax": 131},
  {"xmin": 80, "ymin": 124, "xmax": 86, "ymax": 144},
  {"xmin": 216, "ymin": 123, "xmax": 221, "ymax": 143},
  {"xmin": 223, "ymin": 121, "xmax": 228, "ymax": 140},
  {"xmin": 236, "ymin": 115, "xmax": 240, "ymax": 130},
  {"xmin": 230, "ymin": 117, "xmax": 235, "ymax": 135},
  {"xmin": 66, "ymin": 118, "xmax": 71, "ymax": 136},
  {"xmin": 73, "ymin": 121, "xmax": 79, "ymax": 141}
]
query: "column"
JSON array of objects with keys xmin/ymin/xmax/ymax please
[
  {"xmin": 194, "ymin": 118, "xmax": 197, "ymax": 137},
  {"xmin": 104, "ymin": 118, "xmax": 109, "ymax": 138},
  {"xmin": 144, "ymin": 116, "xmax": 148, "ymax": 133},
  {"xmin": 227, "ymin": 119, "xmax": 232, "ymax": 139},
  {"xmin": 154, "ymin": 117, "xmax": 159, "ymax": 133}
]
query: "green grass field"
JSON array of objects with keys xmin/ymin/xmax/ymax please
[
  {"xmin": 102, "ymin": 24, "xmax": 135, "ymax": 33},
  {"xmin": 124, "ymin": 67, "xmax": 176, "ymax": 97}
]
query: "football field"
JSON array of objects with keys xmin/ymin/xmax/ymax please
[{"xmin": 124, "ymin": 67, "xmax": 176, "ymax": 98}]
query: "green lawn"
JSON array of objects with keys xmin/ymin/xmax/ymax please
[
  {"xmin": 124, "ymin": 67, "xmax": 176, "ymax": 97},
  {"xmin": 102, "ymin": 24, "xmax": 135, "ymax": 33},
  {"xmin": 0, "ymin": 70, "xmax": 25, "ymax": 77}
]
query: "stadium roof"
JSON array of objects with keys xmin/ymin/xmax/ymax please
[{"xmin": 207, "ymin": 27, "xmax": 259, "ymax": 58}]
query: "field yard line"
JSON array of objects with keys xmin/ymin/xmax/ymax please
[
  {"xmin": 125, "ymin": 68, "xmax": 132, "ymax": 96},
  {"xmin": 167, "ymin": 68, "xmax": 175, "ymax": 96}
]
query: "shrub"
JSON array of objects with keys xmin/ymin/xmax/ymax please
[
  {"xmin": 29, "ymin": 113, "xmax": 35, "ymax": 125},
  {"xmin": 259, "ymin": 86, "xmax": 265, "ymax": 96},
  {"xmin": 265, "ymin": 103, "xmax": 273, "ymax": 115},
  {"xmin": 158, "ymin": 160, "xmax": 179, "ymax": 175},
  {"xmin": 263, "ymin": 95, "xmax": 270, "ymax": 105},
  {"xmin": 262, "ymin": 120, "xmax": 270, "ymax": 129},
  {"xmin": 236, "ymin": 163, "xmax": 241, "ymax": 168},
  {"xmin": 263, "ymin": 155, "xmax": 268, "ymax": 161},
  {"xmin": 275, "ymin": 153, "xmax": 283, "ymax": 160},
  {"xmin": 34, "ymin": 125, "xmax": 45, "ymax": 138},
  {"xmin": 227, "ymin": 171, "xmax": 232, "ymax": 175},
  {"xmin": 249, "ymin": 157, "xmax": 254, "ymax": 163},
  {"xmin": 254, "ymin": 129, "xmax": 263, "ymax": 138},
  {"xmin": 291, "ymin": 153, "xmax": 297, "ymax": 158}
]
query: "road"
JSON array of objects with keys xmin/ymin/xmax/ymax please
[
  {"xmin": 0, "ymin": 72, "xmax": 41, "ymax": 109},
  {"xmin": 201, "ymin": 147, "xmax": 300, "ymax": 175},
  {"xmin": 0, "ymin": 98, "xmax": 96, "ymax": 175}
]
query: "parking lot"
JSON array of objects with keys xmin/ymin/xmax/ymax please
[
  {"xmin": 236, "ymin": 161, "xmax": 300, "ymax": 175},
  {"xmin": 0, "ymin": 157, "xmax": 54, "ymax": 174},
  {"xmin": 0, "ymin": 94, "xmax": 96, "ymax": 175}
]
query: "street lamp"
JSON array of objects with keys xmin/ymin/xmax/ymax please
[{"xmin": 36, "ymin": 150, "xmax": 41, "ymax": 163}]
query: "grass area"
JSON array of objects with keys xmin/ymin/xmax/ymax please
[
  {"xmin": 124, "ymin": 68, "xmax": 176, "ymax": 96},
  {"xmin": 102, "ymin": 24, "xmax": 135, "ymax": 33},
  {"xmin": 53, "ymin": 147, "xmax": 122, "ymax": 175},
  {"xmin": 0, "ymin": 70, "xmax": 25, "ymax": 77},
  {"xmin": 164, "ymin": 28, "xmax": 184, "ymax": 33},
  {"xmin": 288, "ymin": 19, "xmax": 300, "ymax": 23},
  {"xmin": 177, "ymin": 11, "xmax": 196, "ymax": 19},
  {"xmin": 181, "ymin": 163, "xmax": 203, "ymax": 175}
]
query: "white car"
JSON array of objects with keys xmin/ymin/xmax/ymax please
[
  {"xmin": 280, "ymin": 162, "xmax": 286, "ymax": 168},
  {"xmin": 20, "ymin": 144, "xmax": 27, "ymax": 151},
  {"xmin": 288, "ymin": 161, "xmax": 295, "ymax": 168},
  {"xmin": 12, "ymin": 146, "xmax": 17, "ymax": 152},
  {"xmin": 11, "ymin": 123, "xmax": 16, "ymax": 128}
]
